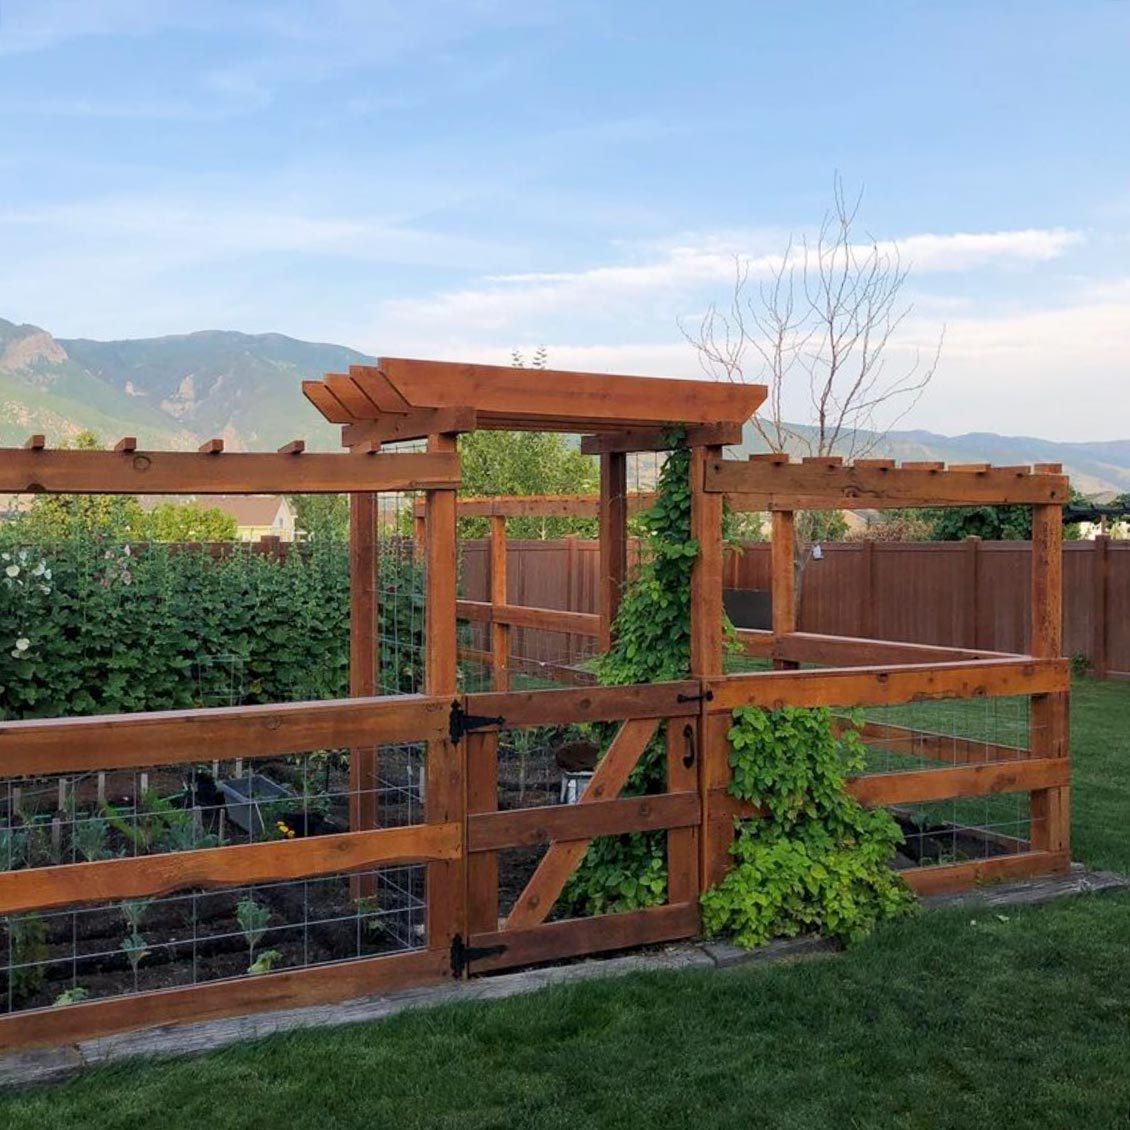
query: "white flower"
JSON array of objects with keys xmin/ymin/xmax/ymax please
[
  {"xmin": 10, "ymin": 649, "xmax": 26, "ymax": 660},
  {"xmin": 43, "ymin": 568, "xmax": 51, "ymax": 580},
  {"xmin": 4, "ymin": 565, "xmax": 18, "ymax": 578},
  {"xmin": 14, "ymin": 638, "xmax": 29, "ymax": 652}
]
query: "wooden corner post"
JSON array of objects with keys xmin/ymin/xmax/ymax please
[
  {"xmin": 690, "ymin": 445, "xmax": 726, "ymax": 892},
  {"xmin": 424, "ymin": 433, "xmax": 465, "ymax": 960},
  {"xmin": 599, "ymin": 452, "xmax": 628, "ymax": 650},
  {"xmin": 1029, "ymin": 503, "xmax": 1069, "ymax": 862}
]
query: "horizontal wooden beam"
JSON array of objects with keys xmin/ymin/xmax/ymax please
[
  {"xmin": 735, "ymin": 629, "xmax": 774, "ymax": 657},
  {"xmin": 0, "ymin": 823, "xmax": 460, "ymax": 916},
  {"xmin": 0, "ymin": 449, "xmax": 460, "ymax": 495},
  {"xmin": 775, "ymin": 632, "xmax": 1019, "ymax": 667},
  {"xmin": 469, "ymin": 792, "xmax": 700, "ymax": 852},
  {"xmin": 846, "ymin": 758, "xmax": 1069, "ymax": 807},
  {"xmin": 900, "ymin": 850, "xmax": 1070, "ymax": 895},
  {"xmin": 341, "ymin": 408, "xmax": 478, "ymax": 449},
  {"xmin": 580, "ymin": 423, "xmax": 743, "ymax": 455},
  {"xmin": 0, "ymin": 694, "xmax": 450, "ymax": 775},
  {"xmin": 706, "ymin": 658, "xmax": 1069, "ymax": 712},
  {"xmin": 467, "ymin": 902, "xmax": 699, "ymax": 974},
  {"xmin": 705, "ymin": 458, "xmax": 1070, "ymax": 509},
  {"xmin": 414, "ymin": 492, "xmax": 655, "ymax": 519},
  {"xmin": 464, "ymin": 681, "xmax": 699, "ymax": 729},
  {"xmin": 456, "ymin": 600, "xmax": 600, "ymax": 636},
  {"xmin": 0, "ymin": 946, "xmax": 449, "ymax": 1052}
]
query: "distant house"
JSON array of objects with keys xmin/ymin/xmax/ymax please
[
  {"xmin": 137, "ymin": 494, "xmax": 297, "ymax": 542},
  {"xmin": 189, "ymin": 495, "xmax": 297, "ymax": 542}
]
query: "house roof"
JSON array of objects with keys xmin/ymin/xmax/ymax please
[
  {"xmin": 140, "ymin": 494, "xmax": 289, "ymax": 527},
  {"xmin": 302, "ymin": 357, "xmax": 767, "ymax": 445}
]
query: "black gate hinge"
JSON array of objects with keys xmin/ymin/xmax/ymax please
[
  {"xmin": 450, "ymin": 932, "xmax": 506, "ymax": 978},
  {"xmin": 676, "ymin": 689, "xmax": 714, "ymax": 704},
  {"xmin": 449, "ymin": 700, "xmax": 505, "ymax": 744}
]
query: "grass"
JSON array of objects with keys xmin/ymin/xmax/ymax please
[
  {"xmin": 1, "ymin": 677, "xmax": 1127, "ymax": 1128},
  {"xmin": 4, "ymin": 895, "xmax": 1130, "ymax": 1129}
]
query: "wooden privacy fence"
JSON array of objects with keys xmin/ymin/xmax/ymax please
[{"xmin": 459, "ymin": 535, "xmax": 1130, "ymax": 680}]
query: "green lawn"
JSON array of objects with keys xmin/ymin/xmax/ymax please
[{"xmin": 2, "ymin": 678, "xmax": 1128, "ymax": 1129}]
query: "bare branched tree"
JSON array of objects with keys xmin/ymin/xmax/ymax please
[
  {"xmin": 683, "ymin": 176, "xmax": 943, "ymax": 460},
  {"xmin": 682, "ymin": 177, "xmax": 945, "ymax": 612}
]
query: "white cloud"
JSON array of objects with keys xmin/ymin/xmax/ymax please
[
  {"xmin": 382, "ymin": 227, "xmax": 1083, "ymax": 337},
  {"xmin": 372, "ymin": 283, "xmax": 1130, "ymax": 443}
]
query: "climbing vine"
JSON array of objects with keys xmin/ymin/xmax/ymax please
[
  {"xmin": 701, "ymin": 706, "xmax": 915, "ymax": 946},
  {"xmin": 562, "ymin": 441, "xmax": 697, "ymax": 915},
  {"xmin": 565, "ymin": 436, "xmax": 914, "ymax": 945}
]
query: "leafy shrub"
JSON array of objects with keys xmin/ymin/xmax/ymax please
[
  {"xmin": 0, "ymin": 528, "xmax": 424, "ymax": 720},
  {"xmin": 700, "ymin": 706, "xmax": 915, "ymax": 946}
]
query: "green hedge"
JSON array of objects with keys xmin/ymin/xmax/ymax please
[{"xmin": 0, "ymin": 535, "xmax": 424, "ymax": 720}]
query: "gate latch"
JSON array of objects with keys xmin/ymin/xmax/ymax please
[
  {"xmin": 676, "ymin": 689, "xmax": 714, "ymax": 705},
  {"xmin": 450, "ymin": 933, "xmax": 507, "ymax": 978},
  {"xmin": 448, "ymin": 701, "xmax": 505, "ymax": 744}
]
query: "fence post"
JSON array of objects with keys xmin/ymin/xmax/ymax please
[
  {"xmin": 1093, "ymin": 535, "xmax": 1109, "ymax": 678},
  {"xmin": 489, "ymin": 515, "xmax": 509, "ymax": 691},
  {"xmin": 424, "ymin": 433, "xmax": 465, "ymax": 959},
  {"xmin": 690, "ymin": 444, "xmax": 726, "ymax": 892},
  {"xmin": 1029, "ymin": 503, "xmax": 1070, "ymax": 861}
]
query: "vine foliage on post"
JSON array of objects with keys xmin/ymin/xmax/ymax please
[{"xmin": 566, "ymin": 434, "xmax": 914, "ymax": 945}]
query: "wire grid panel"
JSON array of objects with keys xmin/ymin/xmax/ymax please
[
  {"xmin": 1, "ymin": 864, "xmax": 425, "ymax": 1015},
  {"xmin": 851, "ymin": 694, "xmax": 1032, "ymax": 775},
  {"xmin": 0, "ymin": 743, "xmax": 427, "ymax": 875},
  {"xmin": 891, "ymin": 792, "xmax": 1032, "ymax": 869}
]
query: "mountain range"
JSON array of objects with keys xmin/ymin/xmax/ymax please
[{"xmin": 2, "ymin": 316, "xmax": 1127, "ymax": 496}]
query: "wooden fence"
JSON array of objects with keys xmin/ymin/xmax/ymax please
[{"xmin": 459, "ymin": 536, "xmax": 1130, "ymax": 680}]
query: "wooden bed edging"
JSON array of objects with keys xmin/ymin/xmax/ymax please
[{"xmin": 0, "ymin": 947, "xmax": 451, "ymax": 1053}]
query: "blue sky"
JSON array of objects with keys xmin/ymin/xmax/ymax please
[{"xmin": 1, "ymin": 1, "xmax": 1128, "ymax": 439}]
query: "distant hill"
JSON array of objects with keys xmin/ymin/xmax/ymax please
[
  {"xmin": 2, "ymin": 316, "xmax": 1128, "ymax": 494},
  {"xmin": 735, "ymin": 426, "xmax": 1130, "ymax": 497},
  {"xmin": 0, "ymin": 318, "xmax": 368, "ymax": 451}
]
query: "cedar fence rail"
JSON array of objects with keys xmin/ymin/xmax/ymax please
[{"xmin": 0, "ymin": 359, "xmax": 1071, "ymax": 1051}]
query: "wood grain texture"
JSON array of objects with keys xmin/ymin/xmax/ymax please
[
  {"xmin": 1030, "ymin": 503, "xmax": 1070, "ymax": 855},
  {"xmin": 0, "ymin": 695, "xmax": 449, "ymax": 776},
  {"xmin": 580, "ymin": 423, "xmax": 742, "ymax": 455},
  {"xmin": 469, "ymin": 791, "xmax": 700, "ymax": 852},
  {"xmin": 464, "ymin": 681, "xmax": 699, "ymax": 728},
  {"xmin": 706, "ymin": 658, "xmax": 1069, "ymax": 712},
  {"xmin": 424, "ymin": 433, "xmax": 464, "ymax": 958},
  {"xmin": 0, "ymin": 947, "xmax": 450, "ymax": 1052},
  {"xmin": 0, "ymin": 448, "xmax": 460, "ymax": 494},
  {"xmin": 0, "ymin": 823, "xmax": 461, "ymax": 915},
  {"xmin": 469, "ymin": 902, "xmax": 699, "ymax": 974},
  {"xmin": 372, "ymin": 357, "xmax": 767, "ymax": 427},
  {"xmin": 900, "ymin": 850, "xmax": 1069, "ymax": 895},
  {"xmin": 456, "ymin": 600, "xmax": 600, "ymax": 636},
  {"xmin": 706, "ymin": 459, "xmax": 1071, "ymax": 508}
]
